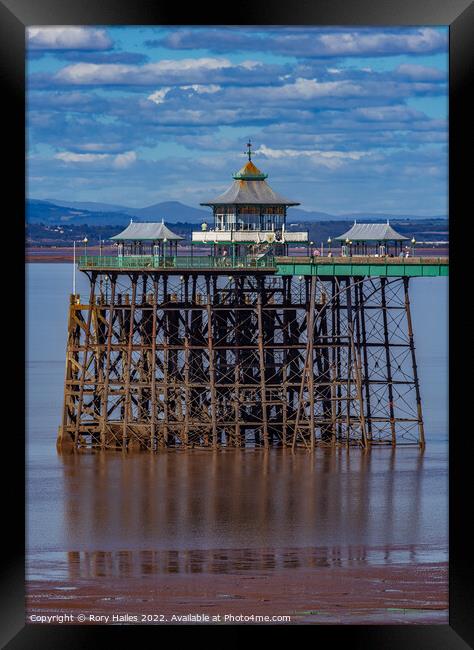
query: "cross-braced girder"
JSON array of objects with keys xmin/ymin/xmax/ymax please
[{"xmin": 57, "ymin": 271, "xmax": 424, "ymax": 451}]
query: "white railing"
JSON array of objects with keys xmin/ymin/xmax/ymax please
[{"xmin": 192, "ymin": 230, "xmax": 309, "ymax": 243}]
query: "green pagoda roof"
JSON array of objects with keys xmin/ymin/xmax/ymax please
[
  {"xmin": 232, "ymin": 160, "xmax": 268, "ymax": 180},
  {"xmin": 201, "ymin": 158, "xmax": 299, "ymax": 207}
]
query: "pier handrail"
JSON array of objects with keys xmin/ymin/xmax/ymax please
[{"xmin": 78, "ymin": 255, "xmax": 276, "ymax": 270}]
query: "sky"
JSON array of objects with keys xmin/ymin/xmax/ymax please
[{"xmin": 27, "ymin": 26, "xmax": 448, "ymax": 215}]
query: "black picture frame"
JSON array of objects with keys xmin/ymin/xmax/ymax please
[{"xmin": 2, "ymin": 0, "xmax": 472, "ymax": 645}]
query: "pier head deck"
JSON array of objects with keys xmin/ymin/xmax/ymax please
[{"xmin": 58, "ymin": 254, "xmax": 448, "ymax": 452}]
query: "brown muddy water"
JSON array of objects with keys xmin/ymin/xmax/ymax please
[{"xmin": 26, "ymin": 264, "xmax": 449, "ymax": 624}]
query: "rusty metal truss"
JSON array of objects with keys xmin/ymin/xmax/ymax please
[{"xmin": 57, "ymin": 271, "xmax": 424, "ymax": 451}]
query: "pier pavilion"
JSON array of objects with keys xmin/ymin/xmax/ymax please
[
  {"xmin": 334, "ymin": 221, "xmax": 411, "ymax": 257},
  {"xmin": 110, "ymin": 219, "xmax": 183, "ymax": 260},
  {"xmin": 191, "ymin": 140, "xmax": 308, "ymax": 259}
]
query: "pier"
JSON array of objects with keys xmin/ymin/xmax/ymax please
[{"xmin": 57, "ymin": 147, "xmax": 448, "ymax": 452}]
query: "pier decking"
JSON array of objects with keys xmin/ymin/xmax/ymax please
[{"xmin": 78, "ymin": 254, "xmax": 449, "ymax": 277}]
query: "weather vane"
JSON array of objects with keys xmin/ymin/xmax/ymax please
[{"xmin": 246, "ymin": 139, "xmax": 253, "ymax": 161}]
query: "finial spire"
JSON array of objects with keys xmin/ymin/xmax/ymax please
[{"xmin": 246, "ymin": 138, "xmax": 253, "ymax": 162}]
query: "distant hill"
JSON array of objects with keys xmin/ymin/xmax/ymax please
[
  {"xmin": 27, "ymin": 200, "xmax": 136, "ymax": 226},
  {"xmin": 287, "ymin": 207, "xmax": 334, "ymax": 221},
  {"xmin": 334, "ymin": 211, "xmax": 447, "ymax": 222},
  {"xmin": 35, "ymin": 199, "xmax": 211, "ymax": 223},
  {"xmin": 28, "ymin": 198, "xmax": 447, "ymax": 226},
  {"xmin": 128, "ymin": 201, "xmax": 209, "ymax": 222},
  {"xmin": 287, "ymin": 207, "xmax": 447, "ymax": 223},
  {"xmin": 44, "ymin": 198, "xmax": 128, "ymax": 212}
]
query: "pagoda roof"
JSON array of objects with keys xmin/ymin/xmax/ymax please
[
  {"xmin": 201, "ymin": 180, "xmax": 299, "ymax": 206},
  {"xmin": 232, "ymin": 160, "xmax": 268, "ymax": 180},
  {"xmin": 110, "ymin": 221, "xmax": 184, "ymax": 241},
  {"xmin": 335, "ymin": 222, "xmax": 409, "ymax": 242},
  {"xmin": 201, "ymin": 146, "xmax": 300, "ymax": 206}
]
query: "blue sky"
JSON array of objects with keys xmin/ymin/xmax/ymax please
[{"xmin": 27, "ymin": 26, "xmax": 448, "ymax": 215}]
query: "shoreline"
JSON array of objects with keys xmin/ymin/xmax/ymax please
[{"xmin": 26, "ymin": 546, "xmax": 448, "ymax": 625}]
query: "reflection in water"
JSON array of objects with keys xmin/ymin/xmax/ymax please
[
  {"xmin": 26, "ymin": 266, "xmax": 449, "ymax": 602},
  {"xmin": 56, "ymin": 448, "xmax": 444, "ymax": 554},
  {"xmin": 64, "ymin": 544, "xmax": 437, "ymax": 580}
]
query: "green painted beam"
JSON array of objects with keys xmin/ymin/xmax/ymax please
[{"xmin": 275, "ymin": 262, "xmax": 449, "ymax": 277}]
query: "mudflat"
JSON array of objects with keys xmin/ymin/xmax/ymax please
[{"xmin": 26, "ymin": 548, "xmax": 448, "ymax": 625}]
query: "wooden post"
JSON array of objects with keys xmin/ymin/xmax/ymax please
[
  {"xmin": 381, "ymin": 277, "xmax": 397, "ymax": 445},
  {"xmin": 74, "ymin": 274, "xmax": 96, "ymax": 445},
  {"xmin": 403, "ymin": 277, "xmax": 425, "ymax": 448},
  {"xmin": 291, "ymin": 275, "xmax": 316, "ymax": 452},
  {"xmin": 206, "ymin": 279, "xmax": 218, "ymax": 448},
  {"xmin": 122, "ymin": 275, "xmax": 137, "ymax": 449},
  {"xmin": 357, "ymin": 280, "xmax": 373, "ymax": 444},
  {"xmin": 150, "ymin": 276, "xmax": 158, "ymax": 450},
  {"xmin": 307, "ymin": 276, "xmax": 316, "ymax": 451},
  {"xmin": 256, "ymin": 284, "xmax": 269, "ymax": 448},
  {"xmin": 100, "ymin": 274, "xmax": 116, "ymax": 448}
]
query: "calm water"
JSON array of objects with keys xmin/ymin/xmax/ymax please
[{"xmin": 26, "ymin": 264, "xmax": 448, "ymax": 577}]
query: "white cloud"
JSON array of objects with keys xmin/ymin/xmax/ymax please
[
  {"xmin": 394, "ymin": 64, "xmax": 445, "ymax": 81},
  {"xmin": 239, "ymin": 60, "xmax": 261, "ymax": 70},
  {"xmin": 28, "ymin": 27, "xmax": 112, "ymax": 50},
  {"xmin": 256, "ymin": 144, "xmax": 371, "ymax": 169},
  {"xmin": 250, "ymin": 77, "xmax": 364, "ymax": 101},
  {"xmin": 75, "ymin": 142, "xmax": 124, "ymax": 153},
  {"xmin": 55, "ymin": 152, "xmax": 109, "ymax": 163},
  {"xmin": 180, "ymin": 84, "xmax": 221, "ymax": 94},
  {"xmin": 316, "ymin": 28, "xmax": 446, "ymax": 56},
  {"xmin": 113, "ymin": 151, "xmax": 137, "ymax": 168},
  {"xmin": 54, "ymin": 58, "xmax": 234, "ymax": 84},
  {"xmin": 157, "ymin": 27, "xmax": 447, "ymax": 59},
  {"xmin": 354, "ymin": 105, "xmax": 425, "ymax": 121},
  {"xmin": 55, "ymin": 150, "xmax": 136, "ymax": 168},
  {"xmin": 147, "ymin": 88, "xmax": 172, "ymax": 104}
]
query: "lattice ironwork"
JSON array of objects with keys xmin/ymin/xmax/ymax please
[{"xmin": 57, "ymin": 271, "xmax": 424, "ymax": 450}]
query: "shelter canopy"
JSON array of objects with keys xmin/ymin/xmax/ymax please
[
  {"xmin": 335, "ymin": 222, "xmax": 409, "ymax": 242},
  {"xmin": 111, "ymin": 220, "xmax": 183, "ymax": 241}
]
